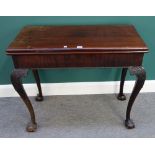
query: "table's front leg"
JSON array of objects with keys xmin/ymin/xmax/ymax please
[
  {"xmin": 32, "ymin": 69, "xmax": 43, "ymax": 101},
  {"xmin": 11, "ymin": 69, "xmax": 37, "ymax": 132},
  {"xmin": 125, "ymin": 66, "xmax": 146, "ymax": 129}
]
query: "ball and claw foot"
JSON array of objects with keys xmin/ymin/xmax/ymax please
[
  {"xmin": 125, "ymin": 119, "xmax": 135, "ymax": 129},
  {"xmin": 35, "ymin": 94, "xmax": 44, "ymax": 101},
  {"xmin": 117, "ymin": 93, "xmax": 126, "ymax": 101},
  {"xmin": 26, "ymin": 122, "xmax": 37, "ymax": 132}
]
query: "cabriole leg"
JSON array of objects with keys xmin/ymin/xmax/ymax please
[
  {"xmin": 125, "ymin": 66, "xmax": 146, "ymax": 129},
  {"xmin": 11, "ymin": 69, "xmax": 37, "ymax": 132}
]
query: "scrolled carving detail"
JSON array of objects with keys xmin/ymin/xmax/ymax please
[
  {"xmin": 129, "ymin": 66, "xmax": 146, "ymax": 81},
  {"xmin": 11, "ymin": 69, "xmax": 37, "ymax": 132},
  {"xmin": 125, "ymin": 66, "xmax": 146, "ymax": 129}
]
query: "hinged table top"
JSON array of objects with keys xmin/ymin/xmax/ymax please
[{"xmin": 7, "ymin": 25, "xmax": 148, "ymax": 54}]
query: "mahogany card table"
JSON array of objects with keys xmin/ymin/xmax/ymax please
[{"xmin": 7, "ymin": 25, "xmax": 148, "ymax": 132}]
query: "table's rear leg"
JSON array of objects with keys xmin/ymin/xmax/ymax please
[
  {"xmin": 11, "ymin": 69, "xmax": 37, "ymax": 132},
  {"xmin": 125, "ymin": 66, "xmax": 146, "ymax": 129},
  {"xmin": 117, "ymin": 68, "xmax": 128, "ymax": 101},
  {"xmin": 32, "ymin": 69, "xmax": 43, "ymax": 101}
]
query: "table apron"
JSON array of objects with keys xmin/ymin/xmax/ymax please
[{"xmin": 12, "ymin": 53, "xmax": 144, "ymax": 68}]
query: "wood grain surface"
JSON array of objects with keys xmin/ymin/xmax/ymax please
[{"xmin": 7, "ymin": 25, "xmax": 148, "ymax": 54}]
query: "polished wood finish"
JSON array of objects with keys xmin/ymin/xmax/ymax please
[
  {"xmin": 12, "ymin": 53, "xmax": 144, "ymax": 68},
  {"xmin": 11, "ymin": 69, "xmax": 37, "ymax": 132},
  {"xmin": 7, "ymin": 25, "xmax": 147, "ymax": 68},
  {"xmin": 7, "ymin": 25, "xmax": 148, "ymax": 53},
  {"xmin": 7, "ymin": 25, "xmax": 148, "ymax": 132},
  {"xmin": 125, "ymin": 66, "xmax": 146, "ymax": 129}
]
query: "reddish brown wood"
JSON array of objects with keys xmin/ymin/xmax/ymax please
[
  {"xmin": 11, "ymin": 69, "xmax": 37, "ymax": 132},
  {"xmin": 7, "ymin": 25, "xmax": 148, "ymax": 69},
  {"xmin": 7, "ymin": 25, "xmax": 148, "ymax": 54},
  {"xmin": 12, "ymin": 53, "xmax": 144, "ymax": 68},
  {"xmin": 125, "ymin": 66, "xmax": 146, "ymax": 129},
  {"xmin": 6, "ymin": 25, "xmax": 149, "ymax": 132}
]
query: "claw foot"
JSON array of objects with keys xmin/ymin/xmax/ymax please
[
  {"xmin": 125, "ymin": 119, "xmax": 135, "ymax": 129},
  {"xmin": 26, "ymin": 122, "xmax": 37, "ymax": 132},
  {"xmin": 117, "ymin": 94, "xmax": 126, "ymax": 101},
  {"xmin": 35, "ymin": 94, "xmax": 44, "ymax": 101}
]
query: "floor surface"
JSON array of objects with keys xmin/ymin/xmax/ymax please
[{"xmin": 0, "ymin": 93, "xmax": 154, "ymax": 138}]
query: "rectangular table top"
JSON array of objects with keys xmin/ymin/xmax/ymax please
[{"xmin": 7, "ymin": 25, "xmax": 148, "ymax": 55}]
